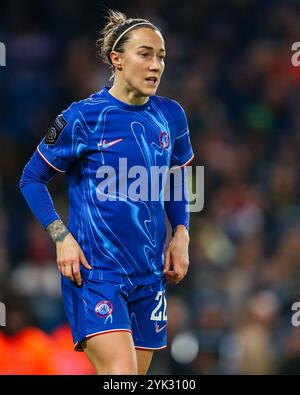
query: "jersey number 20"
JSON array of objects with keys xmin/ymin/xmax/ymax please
[{"xmin": 150, "ymin": 291, "xmax": 167, "ymax": 321}]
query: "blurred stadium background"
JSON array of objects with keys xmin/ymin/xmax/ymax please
[{"xmin": 1, "ymin": 0, "xmax": 300, "ymax": 374}]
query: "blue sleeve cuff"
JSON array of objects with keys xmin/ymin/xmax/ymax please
[{"xmin": 165, "ymin": 166, "xmax": 190, "ymax": 233}]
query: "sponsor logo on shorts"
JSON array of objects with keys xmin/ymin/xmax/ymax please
[
  {"xmin": 95, "ymin": 300, "xmax": 113, "ymax": 318},
  {"xmin": 155, "ymin": 322, "xmax": 167, "ymax": 333}
]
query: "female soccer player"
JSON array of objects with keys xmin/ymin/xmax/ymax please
[{"xmin": 20, "ymin": 10, "xmax": 194, "ymax": 375}]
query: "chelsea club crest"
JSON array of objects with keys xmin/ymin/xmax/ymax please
[
  {"xmin": 159, "ymin": 131, "xmax": 170, "ymax": 149},
  {"xmin": 95, "ymin": 300, "xmax": 113, "ymax": 318}
]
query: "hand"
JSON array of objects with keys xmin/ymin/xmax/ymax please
[
  {"xmin": 164, "ymin": 225, "xmax": 190, "ymax": 284},
  {"xmin": 56, "ymin": 233, "xmax": 92, "ymax": 286}
]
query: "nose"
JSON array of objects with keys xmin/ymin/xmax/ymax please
[{"xmin": 149, "ymin": 56, "xmax": 162, "ymax": 72}]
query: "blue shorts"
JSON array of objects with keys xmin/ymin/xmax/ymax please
[{"xmin": 61, "ymin": 276, "xmax": 167, "ymax": 351}]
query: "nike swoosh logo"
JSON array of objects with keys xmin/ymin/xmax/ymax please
[
  {"xmin": 155, "ymin": 323, "xmax": 167, "ymax": 333},
  {"xmin": 99, "ymin": 138, "xmax": 123, "ymax": 149}
]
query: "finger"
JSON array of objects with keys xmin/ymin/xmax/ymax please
[
  {"xmin": 164, "ymin": 249, "xmax": 171, "ymax": 274},
  {"xmin": 165, "ymin": 271, "xmax": 177, "ymax": 282},
  {"xmin": 56, "ymin": 260, "xmax": 62, "ymax": 274},
  {"xmin": 167, "ymin": 273, "xmax": 182, "ymax": 284},
  {"xmin": 80, "ymin": 251, "xmax": 92, "ymax": 270},
  {"xmin": 165, "ymin": 269, "xmax": 176, "ymax": 277},
  {"xmin": 167, "ymin": 267, "xmax": 183, "ymax": 283},
  {"xmin": 170, "ymin": 257, "xmax": 185, "ymax": 278},
  {"xmin": 72, "ymin": 262, "xmax": 82, "ymax": 286},
  {"xmin": 175, "ymin": 274, "xmax": 184, "ymax": 284},
  {"xmin": 177, "ymin": 263, "xmax": 188, "ymax": 280},
  {"xmin": 62, "ymin": 264, "xmax": 75, "ymax": 283}
]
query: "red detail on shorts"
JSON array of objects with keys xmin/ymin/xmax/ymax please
[{"xmin": 135, "ymin": 345, "xmax": 167, "ymax": 351}]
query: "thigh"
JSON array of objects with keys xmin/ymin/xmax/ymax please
[
  {"xmin": 128, "ymin": 279, "xmax": 167, "ymax": 351},
  {"xmin": 136, "ymin": 349, "xmax": 154, "ymax": 375},
  {"xmin": 82, "ymin": 331, "xmax": 138, "ymax": 375}
]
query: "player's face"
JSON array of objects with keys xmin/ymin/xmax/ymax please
[{"xmin": 119, "ymin": 28, "xmax": 166, "ymax": 97}]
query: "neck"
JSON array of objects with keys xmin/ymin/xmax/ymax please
[{"xmin": 109, "ymin": 80, "xmax": 149, "ymax": 106}]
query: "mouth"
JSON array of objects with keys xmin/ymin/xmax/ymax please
[{"xmin": 145, "ymin": 76, "xmax": 158, "ymax": 86}]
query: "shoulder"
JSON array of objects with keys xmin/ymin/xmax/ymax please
[
  {"xmin": 62, "ymin": 90, "xmax": 111, "ymax": 118},
  {"xmin": 153, "ymin": 95, "xmax": 189, "ymax": 136},
  {"xmin": 152, "ymin": 95, "xmax": 186, "ymax": 116}
]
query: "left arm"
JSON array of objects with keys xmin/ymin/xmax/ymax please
[
  {"xmin": 164, "ymin": 166, "xmax": 190, "ymax": 284},
  {"xmin": 164, "ymin": 100, "xmax": 194, "ymax": 284}
]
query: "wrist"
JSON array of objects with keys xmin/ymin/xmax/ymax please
[
  {"xmin": 173, "ymin": 225, "xmax": 189, "ymax": 240},
  {"xmin": 46, "ymin": 219, "xmax": 70, "ymax": 243}
]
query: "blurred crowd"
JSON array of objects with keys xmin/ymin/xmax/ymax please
[{"xmin": 1, "ymin": 0, "xmax": 300, "ymax": 374}]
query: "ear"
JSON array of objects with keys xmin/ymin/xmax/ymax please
[{"xmin": 110, "ymin": 51, "xmax": 123, "ymax": 71}]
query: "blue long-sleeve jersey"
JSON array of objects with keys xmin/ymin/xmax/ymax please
[{"xmin": 20, "ymin": 86, "xmax": 194, "ymax": 286}]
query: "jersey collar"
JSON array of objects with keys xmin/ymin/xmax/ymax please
[{"xmin": 102, "ymin": 86, "xmax": 151, "ymax": 111}]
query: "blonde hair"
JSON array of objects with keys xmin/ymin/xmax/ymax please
[{"xmin": 96, "ymin": 9, "xmax": 161, "ymax": 80}]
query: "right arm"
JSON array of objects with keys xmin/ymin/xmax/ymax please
[{"xmin": 19, "ymin": 151, "xmax": 91, "ymax": 286}]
